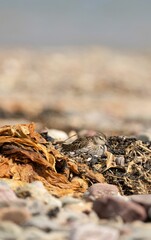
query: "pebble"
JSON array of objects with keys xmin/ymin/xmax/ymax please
[
  {"xmin": 0, "ymin": 196, "xmax": 27, "ymax": 207},
  {"xmin": 15, "ymin": 181, "xmax": 62, "ymax": 210},
  {"xmin": 121, "ymin": 222, "xmax": 151, "ymax": 240},
  {"xmin": 26, "ymin": 200, "xmax": 46, "ymax": 216},
  {"xmin": 128, "ymin": 194, "xmax": 151, "ymax": 207},
  {"xmin": 61, "ymin": 196, "xmax": 82, "ymax": 206},
  {"xmin": 0, "ymin": 221, "xmax": 22, "ymax": 240},
  {"xmin": 128, "ymin": 194, "xmax": 151, "ymax": 220},
  {"xmin": 93, "ymin": 196, "xmax": 147, "ymax": 222},
  {"xmin": 0, "ymin": 183, "xmax": 18, "ymax": 202},
  {"xmin": 23, "ymin": 227, "xmax": 52, "ymax": 240},
  {"xmin": 44, "ymin": 231, "xmax": 69, "ymax": 240},
  {"xmin": 87, "ymin": 183, "xmax": 120, "ymax": 200},
  {"xmin": 0, "ymin": 207, "xmax": 31, "ymax": 225},
  {"xmin": 24, "ymin": 215, "xmax": 61, "ymax": 232},
  {"xmin": 115, "ymin": 156, "xmax": 125, "ymax": 166},
  {"xmin": 54, "ymin": 209, "xmax": 92, "ymax": 228},
  {"xmin": 61, "ymin": 196, "xmax": 92, "ymax": 214},
  {"xmin": 70, "ymin": 223, "xmax": 119, "ymax": 240},
  {"xmin": 44, "ymin": 129, "xmax": 68, "ymax": 141},
  {"xmin": 64, "ymin": 202, "xmax": 92, "ymax": 215}
]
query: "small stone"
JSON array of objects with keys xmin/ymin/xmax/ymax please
[
  {"xmin": 0, "ymin": 221, "xmax": 22, "ymax": 239},
  {"xmin": 15, "ymin": 181, "xmax": 46, "ymax": 199},
  {"xmin": 87, "ymin": 183, "xmax": 120, "ymax": 200},
  {"xmin": 0, "ymin": 207, "xmax": 31, "ymax": 225},
  {"xmin": 128, "ymin": 194, "xmax": 151, "ymax": 220},
  {"xmin": 128, "ymin": 194, "xmax": 151, "ymax": 207},
  {"xmin": 45, "ymin": 129, "xmax": 68, "ymax": 141},
  {"xmin": 0, "ymin": 181, "xmax": 10, "ymax": 187},
  {"xmin": 0, "ymin": 184, "xmax": 18, "ymax": 202},
  {"xmin": 15, "ymin": 182, "xmax": 62, "ymax": 209},
  {"xmin": 47, "ymin": 207, "xmax": 60, "ymax": 218},
  {"xmin": 115, "ymin": 156, "xmax": 125, "ymax": 166},
  {"xmin": 0, "ymin": 198, "xmax": 27, "ymax": 209},
  {"xmin": 64, "ymin": 201, "xmax": 92, "ymax": 215},
  {"xmin": 23, "ymin": 227, "xmax": 54, "ymax": 240},
  {"xmin": 46, "ymin": 231, "xmax": 69, "ymax": 240},
  {"xmin": 61, "ymin": 196, "xmax": 82, "ymax": 206},
  {"xmin": 55, "ymin": 209, "xmax": 90, "ymax": 227},
  {"xmin": 93, "ymin": 196, "xmax": 147, "ymax": 222},
  {"xmin": 70, "ymin": 223, "xmax": 119, "ymax": 240},
  {"xmin": 25, "ymin": 215, "xmax": 61, "ymax": 232},
  {"xmin": 30, "ymin": 181, "xmax": 46, "ymax": 189},
  {"xmin": 26, "ymin": 200, "xmax": 46, "ymax": 216},
  {"xmin": 122, "ymin": 222, "xmax": 151, "ymax": 240}
]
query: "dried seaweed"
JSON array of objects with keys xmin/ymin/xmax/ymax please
[
  {"xmin": 0, "ymin": 123, "xmax": 105, "ymax": 197},
  {"xmin": 102, "ymin": 137, "xmax": 151, "ymax": 195}
]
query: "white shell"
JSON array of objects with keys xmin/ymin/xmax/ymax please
[{"xmin": 47, "ymin": 129, "xmax": 68, "ymax": 141}]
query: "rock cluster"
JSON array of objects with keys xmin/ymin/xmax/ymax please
[{"xmin": 0, "ymin": 180, "xmax": 151, "ymax": 240}]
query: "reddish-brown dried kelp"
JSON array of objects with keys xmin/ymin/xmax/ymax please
[{"xmin": 0, "ymin": 123, "xmax": 105, "ymax": 197}]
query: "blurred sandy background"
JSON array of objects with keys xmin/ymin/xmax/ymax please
[{"xmin": 0, "ymin": 1, "xmax": 151, "ymax": 135}]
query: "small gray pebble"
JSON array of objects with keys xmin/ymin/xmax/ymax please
[{"xmin": 24, "ymin": 215, "xmax": 62, "ymax": 232}]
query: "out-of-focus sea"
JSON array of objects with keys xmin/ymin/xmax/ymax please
[{"xmin": 0, "ymin": 0, "xmax": 150, "ymax": 51}]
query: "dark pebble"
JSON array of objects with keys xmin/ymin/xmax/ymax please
[{"xmin": 93, "ymin": 196, "xmax": 147, "ymax": 222}]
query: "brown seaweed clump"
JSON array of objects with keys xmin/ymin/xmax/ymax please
[{"xmin": 0, "ymin": 123, "xmax": 104, "ymax": 197}]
